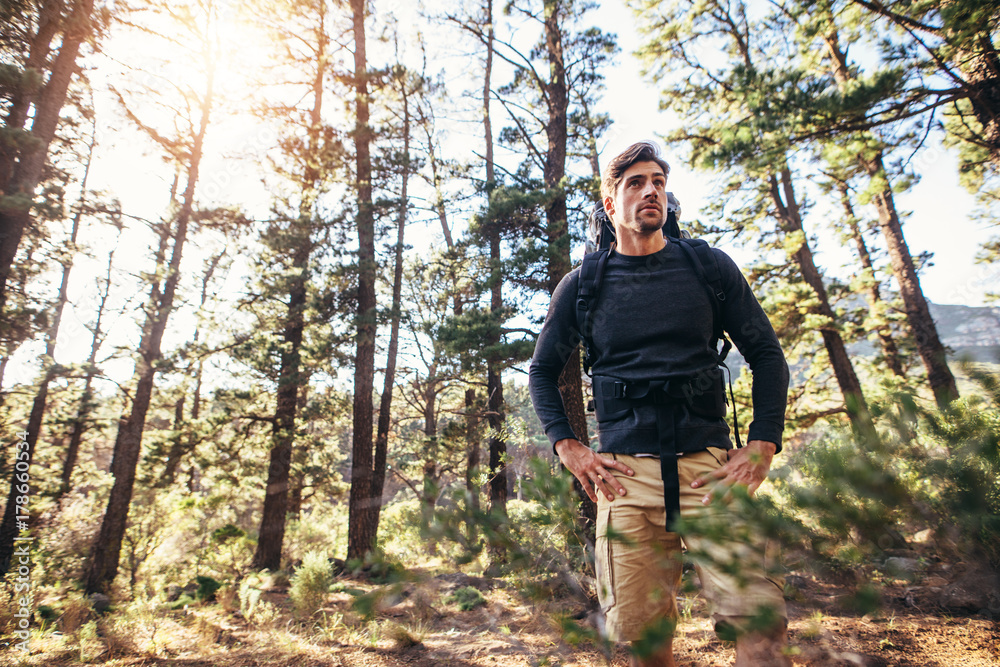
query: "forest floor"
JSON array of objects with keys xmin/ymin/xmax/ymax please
[{"xmin": 4, "ymin": 566, "xmax": 998, "ymax": 667}]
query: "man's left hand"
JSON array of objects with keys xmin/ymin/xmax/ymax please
[{"xmin": 690, "ymin": 440, "xmax": 777, "ymax": 505}]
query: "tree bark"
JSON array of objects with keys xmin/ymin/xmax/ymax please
[
  {"xmin": 859, "ymin": 154, "xmax": 959, "ymax": 407},
  {"xmin": 253, "ymin": 10, "xmax": 327, "ymax": 569},
  {"xmin": 480, "ymin": 0, "xmax": 509, "ymax": 565},
  {"xmin": 369, "ymin": 72, "xmax": 412, "ymax": 543},
  {"xmin": 84, "ymin": 54, "xmax": 214, "ymax": 595},
  {"xmin": 835, "ymin": 183, "xmax": 906, "ymax": 378},
  {"xmin": 346, "ymin": 0, "xmax": 380, "ymax": 562},
  {"xmin": 769, "ymin": 170, "xmax": 874, "ymax": 433}
]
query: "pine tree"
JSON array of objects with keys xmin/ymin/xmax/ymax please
[
  {"xmin": 766, "ymin": 0, "xmax": 959, "ymax": 405},
  {"xmin": 0, "ymin": 0, "xmax": 100, "ymax": 319},
  {"xmin": 240, "ymin": 0, "xmax": 345, "ymax": 573},
  {"xmin": 84, "ymin": 0, "xmax": 221, "ymax": 593},
  {"xmin": 346, "ymin": 0, "xmax": 380, "ymax": 562}
]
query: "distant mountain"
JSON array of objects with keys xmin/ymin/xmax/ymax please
[{"xmin": 929, "ymin": 303, "xmax": 1000, "ymax": 362}]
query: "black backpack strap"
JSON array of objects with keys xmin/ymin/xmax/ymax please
[
  {"xmin": 675, "ymin": 238, "xmax": 743, "ymax": 448},
  {"xmin": 576, "ymin": 248, "xmax": 610, "ymax": 376},
  {"xmin": 676, "ymin": 238, "xmax": 730, "ymax": 361}
]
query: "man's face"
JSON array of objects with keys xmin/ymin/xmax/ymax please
[{"xmin": 604, "ymin": 160, "xmax": 667, "ymax": 235}]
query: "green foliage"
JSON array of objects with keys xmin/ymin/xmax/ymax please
[
  {"xmin": 766, "ymin": 377, "xmax": 1000, "ymax": 574},
  {"xmin": 288, "ymin": 551, "xmax": 333, "ymax": 619},
  {"xmin": 195, "ymin": 575, "xmax": 221, "ymax": 602},
  {"xmin": 445, "ymin": 585, "xmax": 486, "ymax": 611},
  {"xmin": 377, "ymin": 499, "xmax": 424, "ymax": 562}
]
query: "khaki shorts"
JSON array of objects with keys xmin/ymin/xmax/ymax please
[{"xmin": 595, "ymin": 449, "xmax": 786, "ymax": 642}]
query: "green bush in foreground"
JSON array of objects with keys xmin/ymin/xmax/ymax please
[{"xmin": 289, "ymin": 551, "xmax": 334, "ymax": 619}]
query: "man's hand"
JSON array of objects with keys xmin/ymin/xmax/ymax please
[
  {"xmin": 690, "ymin": 440, "xmax": 776, "ymax": 505},
  {"xmin": 555, "ymin": 438, "xmax": 635, "ymax": 503}
]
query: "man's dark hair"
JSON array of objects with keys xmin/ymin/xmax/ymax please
[{"xmin": 601, "ymin": 141, "xmax": 671, "ymax": 202}]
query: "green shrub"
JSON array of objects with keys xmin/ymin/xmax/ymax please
[
  {"xmin": 288, "ymin": 551, "xmax": 333, "ymax": 619},
  {"xmin": 446, "ymin": 585, "xmax": 486, "ymax": 611},
  {"xmin": 195, "ymin": 575, "xmax": 221, "ymax": 602},
  {"xmin": 764, "ymin": 378, "xmax": 1000, "ymax": 575}
]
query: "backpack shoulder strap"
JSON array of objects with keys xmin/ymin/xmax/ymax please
[
  {"xmin": 676, "ymin": 238, "xmax": 730, "ymax": 362},
  {"xmin": 576, "ymin": 248, "xmax": 610, "ymax": 376}
]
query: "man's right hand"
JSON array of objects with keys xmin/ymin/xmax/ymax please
[{"xmin": 554, "ymin": 438, "xmax": 635, "ymax": 503}]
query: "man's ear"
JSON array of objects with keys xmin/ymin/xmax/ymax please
[{"xmin": 603, "ymin": 195, "xmax": 615, "ymax": 221}]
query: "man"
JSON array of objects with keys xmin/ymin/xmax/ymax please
[{"xmin": 528, "ymin": 141, "xmax": 791, "ymax": 666}]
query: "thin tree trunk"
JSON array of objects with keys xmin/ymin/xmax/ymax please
[
  {"xmin": 542, "ymin": 0, "xmax": 596, "ymax": 533},
  {"xmin": 84, "ymin": 58, "xmax": 214, "ymax": 595},
  {"xmin": 158, "ymin": 252, "xmax": 223, "ymax": 487},
  {"xmin": 835, "ymin": 183, "xmax": 906, "ymax": 378},
  {"xmin": 824, "ymin": 29, "xmax": 958, "ymax": 407},
  {"xmin": 252, "ymin": 11, "xmax": 328, "ymax": 569},
  {"xmin": 769, "ymin": 170, "xmax": 874, "ymax": 433},
  {"xmin": 860, "ymin": 154, "xmax": 958, "ymax": 407},
  {"xmin": 370, "ymin": 74, "xmax": 411, "ymax": 540},
  {"xmin": 480, "ymin": 0, "xmax": 508, "ymax": 565},
  {"xmin": 60, "ymin": 229, "xmax": 118, "ymax": 499},
  {"xmin": 346, "ymin": 0, "xmax": 380, "ymax": 562}
]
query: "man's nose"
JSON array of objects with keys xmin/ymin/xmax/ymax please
[{"xmin": 642, "ymin": 182, "xmax": 659, "ymax": 198}]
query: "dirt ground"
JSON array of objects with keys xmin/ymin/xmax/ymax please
[{"xmin": 3, "ymin": 569, "xmax": 998, "ymax": 667}]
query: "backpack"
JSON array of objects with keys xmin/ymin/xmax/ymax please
[{"xmin": 576, "ymin": 199, "xmax": 743, "ymax": 446}]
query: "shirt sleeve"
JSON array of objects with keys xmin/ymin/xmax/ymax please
[
  {"xmin": 528, "ymin": 269, "xmax": 583, "ymax": 448},
  {"xmin": 713, "ymin": 249, "xmax": 790, "ymax": 452}
]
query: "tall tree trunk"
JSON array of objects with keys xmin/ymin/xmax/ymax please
[
  {"xmin": 370, "ymin": 75, "xmax": 411, "ymax": 541},
  {"xmin": 0, "ymin": 0, "xmax": 95, "ymax": 317},
  {"xmin": 541, "ymin": 0, "xmax": 597, "ymax": 533},
  {"xmin": 251, "ymin": 237, "xmax": 307, "ymax": 571},
  {"xmin": 859, "ymin": 154, "xmax": 958, "ymax": 407},
  {"xmin": 346, "ymin": 0, "xmax": 379, "ymax": 562},
  {"xmin": 480, "ymin": 0, "xmax": 508, "ymax": 565},
  {"xmin": 835, "ymin": 183, "xmax": 906, "ymax": 378},
  {"xmin": 84, "ymin": 61, "xmax": 214, "ymax": 595},
  {"xmin": 253, "ymin": 13, "xmax": 327, "ymax": 569},
  {"xmin": 769, "ymin": 170, "xmax": 875, "ymax": 433},
  {"xmin": 823, "ymin": 29, "xmax": 958, "ymax": 408}
]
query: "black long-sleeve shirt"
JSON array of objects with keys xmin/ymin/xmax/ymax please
[{"xmin": 528, "ymin": 241, "xmax": 789, "ymax": 455}]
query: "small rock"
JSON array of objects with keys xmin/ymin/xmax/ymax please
[
  {"xmin": 912, "ymin": 528, "xmax": 933, "ymax": 544},
  {"xmin": 922, "ymin": 576, "xmax": 948, "ymax": 588}
]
